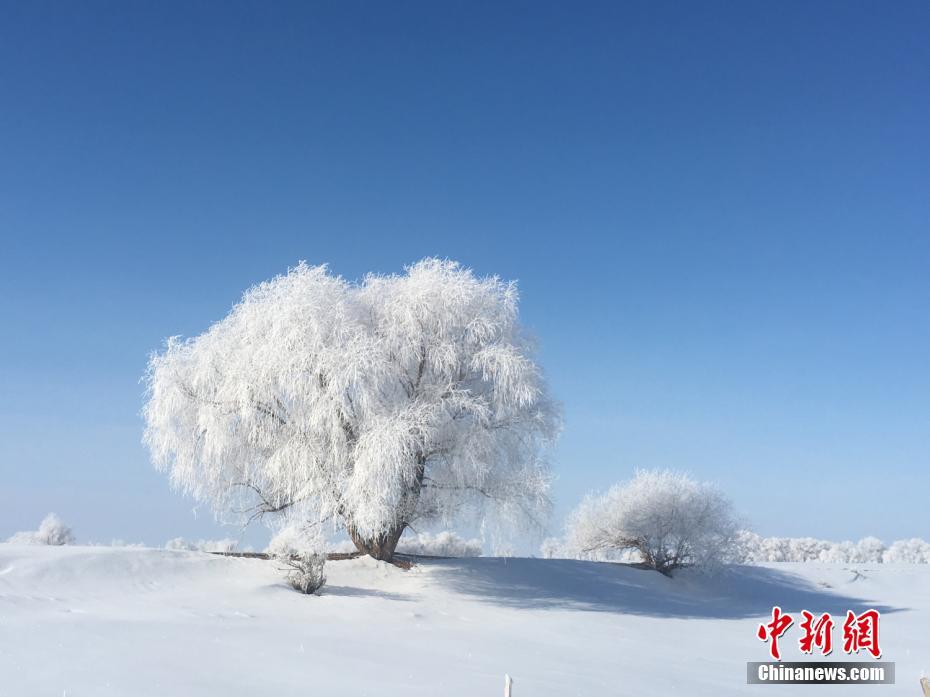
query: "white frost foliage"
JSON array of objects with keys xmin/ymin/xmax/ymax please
[
  {"xmin": 268, "ymin": 523, "xmax": 327, "ymax": 595},
  {"xmin": 565, "ymin": 470, "xmax": 738, "ymax": 574},
  {"xmin": 282, "ymin": 552, "xmax": 326, "ymax": 595},
  {"xmin": 857, "ymin": 536, "xmax": 887, "ymax": 563},
  {"xmin": 539, "ymin": 537, "xmax": 565, "ymax": 559},
  {"xmin": 164, "ymin": 537, "xmax": 238, "ymax": 553},
  {"xmin": 732, "ymin": 533, "xmax": 929, "ymax": 564},
  {"xmin": 143, "ymin": 259, "xmax": 559, "ymax": 544},
  {"xmin": 396, "ymin": 531, "xmax": 482, "ymax": 557},
  {"xmin": 882, "ymin": 539, "xmax": 930, "ymax": 564},
  {"xmin": 7, "ymin": 514, "xmax": 75, "ymax": 546},
  {"xmin": 540, "ymin": 535, "xmax": 640, "ymax": 562},
  {"xmin": 818, "ymin": 541, "xmax": 859, "ymax": 564},
  {"xmin": 737, "ymin": 533, "xmax": 833, "ymax": 563},
  {"xmin": 266, "ymin": 522, "xmax": 326, "ymax": 557},
  {"xmin": 325, "ymin": 539, "xmax": 360, "ymax": 554}
]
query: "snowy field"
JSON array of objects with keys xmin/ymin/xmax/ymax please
[{"xmin": 0, "ymin": 546, "xmax": 927, "ymax": 696}]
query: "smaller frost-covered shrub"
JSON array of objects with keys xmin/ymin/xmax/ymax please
[
  {"xmin": 7, "ymin": 514, "xmax": 75, "ymax": 546},
  {"xmin": 282, "ymin": 553, "xmax": 327, "ymax": 594},
  {"xmin": 268, "ymin": 524, "xmax": 327, "ymax": 595},
  {"xmin": 566, "ymin": 470, "xmax": 738, "ymax": 575},
  {"xmin": 539, "ymin": 537, "xmax": 565, "ymax": 559},
  {"xmin": 164, "ymin": 537, "xmax": 238, "ymax": 553},
  {"xmin": 396, "ymin": 531, "xmax": 482, "ymax": 557}
]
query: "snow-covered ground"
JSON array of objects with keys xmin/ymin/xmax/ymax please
[{"xmin": 0, "ymin": 545, "xmax": 926, "ymax": 696}]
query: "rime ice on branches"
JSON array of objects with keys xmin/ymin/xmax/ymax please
[{"xmin": 143, "ymin": 259, "xmax": 560, "ymax": 561}]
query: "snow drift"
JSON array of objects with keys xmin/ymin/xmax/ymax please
[{"xmin": 0, "ymin": 545, "xmax": 927, "ymax": 696}]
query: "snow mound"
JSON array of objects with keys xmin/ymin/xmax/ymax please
[{"xmin": 0, "ymin": 545, "xmax": 926, "ymax": 696}]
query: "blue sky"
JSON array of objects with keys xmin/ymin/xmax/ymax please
[{"xmin": 1, "ymin": 1, "xmax": 927, "ymax": 547}]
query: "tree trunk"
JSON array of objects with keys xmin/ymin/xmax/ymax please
[
  {"xmin": 348, "ymin": 523, "xmax": 406, "ymax": 562},
  {"xmin": 346, "ymin": 455, "xmax": 425, "ymax": 562}
]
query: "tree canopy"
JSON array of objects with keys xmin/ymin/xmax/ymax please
[{"xmin": 143, "ymin": 259, "xmax": 559, "ymax": 559}]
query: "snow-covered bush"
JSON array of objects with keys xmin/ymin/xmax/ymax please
[
  {"xmin": 396, "ymin": 531, "xmax": 482, "ymax": 557},
  {"xmin": 282, "ymin": 552, "xmax": 327, "ymax": 595},
  {"xmin": 818, "ymin": 540, "xmax": 858, "ymax": 564},
  {"xmin": 143, "ymin": 259, "xmax": 559, "ymax": 562},
  {"xmin": 164, "ymin": 537, "xmax": 238, "ymax": 553},
  {"xmin": 882, "ymin": 538, "xmax": 930, "ymax": 564},
  {"xmin": 790, "ymin": 537, "xmax": 834, "ymax": 562},
  {"xmin": 732, "ymin": 532, "xmax": 764, "ymax": 561},
  {"xmin": 7, "ymin": 514, "xmax": 75, "ymax": 546},
  {"xmin": 565, "ymin": 470, "xmax": 738, "ymax": 575},
  {"xmin": 738, "ymin": 535, "xmax": 835, "ymax": 563},
  {"xmin": 539, "ymin": 537, "xmax": 565, "ymax": 559},
  {"xmin": 816, "ymin": 537, "xmax": 885, "ymax": 564},
  {"xmin": 732, "ymin": 534, "xmax": 929, "ymax": 564},
  {"xmin": 268, "ymin": 524, "xmax": 327, "ymax": 595},
  {"xmin": 856, "ymin": 536, "xmax": 886, "ymax": 563}
]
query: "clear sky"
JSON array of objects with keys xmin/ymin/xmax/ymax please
[{"xmin": 1, "ymin": 1, "xmax": 928, "ymax": 548}]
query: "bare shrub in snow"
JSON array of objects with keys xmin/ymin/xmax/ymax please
[
  {"xmin": 565, "ymin": 470, "xmax": 738, "ymax": 575},
  {"xmin": 396, "ymin": 531, "xmax": 482, "ymax": 557},
  {"xmin": 164, "ymin": 537, "xmax": 238, "ymax": 553},
  {"xmin": 7, "ymin": 514, "xmax": 75, "ymax": 546},
  {"xmin": 283, "ymin": 553, "xmax": 327, "ymax": 595},
  {"xmin": 143, "ymin": 259, "xmax": 559, "ymax": 561},
  {"xmin": 268, "ymin": 524, "xmax": 327, "ymax": 595}
]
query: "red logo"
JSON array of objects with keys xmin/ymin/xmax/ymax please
[
  {"xmin": 757, "ymin": 606, "xmax": 794, "ymax": 660},
  {"xmin": 799, "ymin": 611, "xmax": 834, "ymax": 656},
  {"xmin": 842, "ymin": 609, "xmax": 882, "ymax": 658},
  {"xmin": 757, "ymin": 607, "xmax": 882, "ymax": 661}
]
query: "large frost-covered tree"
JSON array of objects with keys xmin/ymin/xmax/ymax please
[{"xmin": 143, "ymin": 259, "xmax": 559, "ymax": 560}]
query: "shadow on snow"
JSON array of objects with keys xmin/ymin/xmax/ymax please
[
  {"xmin": 416, "ymin": 557, "xmax": 905, "ymax": 619},
  {"xmin": 324, "ymin": 585, "xmax": 414, "ymax": 602}
]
